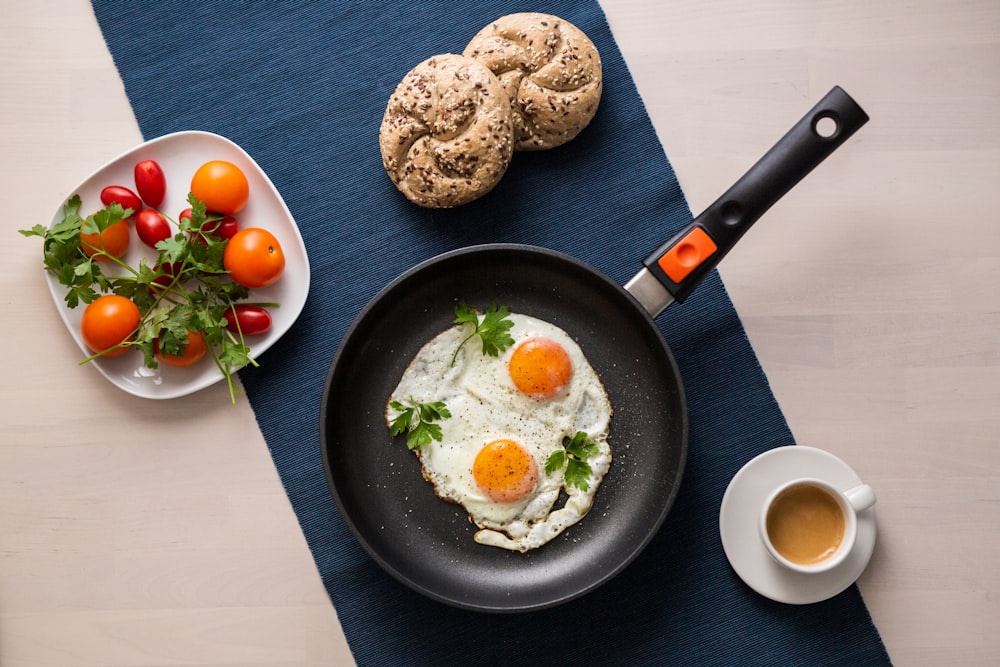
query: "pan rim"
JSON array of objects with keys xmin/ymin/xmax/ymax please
[{"xmin": 319, "ymin": 243, "xmax": 688, "ymax": 612}]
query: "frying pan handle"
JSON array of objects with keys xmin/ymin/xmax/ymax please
[{"xmin": 642, "ymin": 86, "xmax": 869, "ymax": 303}]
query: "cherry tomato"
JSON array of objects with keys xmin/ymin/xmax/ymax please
[
  {"xmin": 80, "ymin": 218, "xmax": 130, "ymax": 261},
  {"xmin": 190, "ymin": 160, "xmax": 249, "ymax": 215},
  {"xmin": 204, "ymin": 215, "xmax": 239, "ymax": 240},
  {"xmin": 180, "ymin": 208, "xmax": 239, "ymax": 241},
  {"xmin": 155, "ymin": 329, "xmax": 208, "ymax": 368},
  {"xmin": 135, "ymin": 209, "xmax": 171, "ymax": 248},
  {"xmin": 178, "ymin": 207, "xmax": 196, "ymax": 228},
  {"xmin": 100, "ymin": 185, "xmax": 142, "ymax": 214},
  {"xmin": 134, "ymin": 159, "xmax": 166, "ymax": 208},
  {"xmin": 80, "ymin": 294, "xmax": 140, "ymax": 357},
  {"xmin": 223, "ymin": 228, "xmax": 285, "ymax": 288},
  {"xmin": 150, "ymin": 262, "xmax": 182, "ymax": 291},
  {"xmin": 224, "ymin": 305, "xmax": 272, "ymax": 335}
]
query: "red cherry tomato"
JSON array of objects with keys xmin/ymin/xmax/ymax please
[
  {"xmin": 154, "ymin": 329, "xmax": 208, "ymax": 368},
  {"xmin": 224, "ymin": 305, "xmax": 272, "ymax": 335},
  {"xmin": 205, "ymin": 215, "xmax": 239, "ymax": 240},
  {"xmin": 150, "ymin": 262, "xmax": 183, "ymax": 291},
  {"xmin": 179, "ymin": 208, "xmax": 239, "ymax": 241},
  {"xmin": 134, "ymin": 159, "xmax": 166, "ymax": 208},
  {"xmin": 100, "ymin": 185, "xmax": 142, "ymax": 214},
  {"xmin": 135, "ymin": 209, "xmax": 171, "ymax": 248}
]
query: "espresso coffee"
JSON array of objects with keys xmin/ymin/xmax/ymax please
[{"xmin": 765, "ymin": 483, "xmax": 845, "ymax": 565}]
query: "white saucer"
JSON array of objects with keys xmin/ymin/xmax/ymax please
[{"xmin": 719, "ymin": 445, "xmax": 877, "ymax": 604}]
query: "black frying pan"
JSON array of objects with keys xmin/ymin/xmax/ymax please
[{"xmin": 320, "ymin": 86, "xmax": 868, "ymax": 612}]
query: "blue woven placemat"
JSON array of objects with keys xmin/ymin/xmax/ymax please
[{"xmin": 91, "ymin": 1, "xmax": 891, "ymax": 665}]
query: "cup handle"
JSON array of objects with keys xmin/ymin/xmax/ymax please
[{"xmin": 844, "ymin": 484, "xmax": 877, "ymax": 512}]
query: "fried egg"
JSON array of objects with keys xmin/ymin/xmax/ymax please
[{"xmin": 386, "ymin": 310, "xmax": 612, "ymax": 552}]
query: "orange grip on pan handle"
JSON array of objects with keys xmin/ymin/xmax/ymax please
[{"xmin": 643, "ymin": 86, "xmax": 870, "ymax": 303}]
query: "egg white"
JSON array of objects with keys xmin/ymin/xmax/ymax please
[{"xmin": 386, "ymin": 311, "xmax": 612, "ymax": 552}]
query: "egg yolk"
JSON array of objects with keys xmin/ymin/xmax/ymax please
[
  {"xmin": 472, "ymin": 439, "xmax": 539, "ymax": 503},
  {"xmin": 508, "ymin": 337, "xmax": 573, "ymax": 399}
]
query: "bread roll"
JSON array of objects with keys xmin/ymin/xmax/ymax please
[
  {"xmin": 379, "ymin": 54, "xmax": 514, "ymax": 208},
  {"xmin": 464, "ymin": 13, "xmax": 602, "ymax": 151}
]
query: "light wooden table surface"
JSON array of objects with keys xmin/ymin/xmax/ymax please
[{"xmin": 2, "ymin": 1, "xmax": 998, "ymax": 665}]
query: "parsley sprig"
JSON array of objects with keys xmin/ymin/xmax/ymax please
[
  {"xmin": 545, "ymin": 431, "xmax": 601, "ymax": 491},
  {"xmin": 19, "ymin": 193, "xmax": 271, "ymax": 403},
  {"xmin": 451, "ymin": 301, "xmax": 515, "ymax": 366},
  {"xmin": 388, "ymin": 399, "xmax": 451, "ymax": 449},
  {"xmin": 20, "ymin": 197, "xmax": 134, "ymax": 308}
]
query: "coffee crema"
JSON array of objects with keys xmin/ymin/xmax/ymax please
[{"xmin": 765, "ymin": 483, "xmax": 845, "ymax": 565}]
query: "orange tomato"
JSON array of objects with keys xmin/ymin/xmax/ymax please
[
  {"xmin": 80, "ymin": 294, "xmax": 141, "ymax": 357},
  {"xmin": 80, "ymin": 219, "xmax": 130, "ymax": 261},
  {"xmin": 190, "ymin": 160, "xmax": 249, "ymax": 215},
  {"xmin": 223, "ymin": 228, "xmax": 285, "ymax": 288},
  {"xmin": 155, "ymin": 329, "xmax": 208, "ymax": 368}
]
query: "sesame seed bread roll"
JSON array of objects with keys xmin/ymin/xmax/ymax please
[
  {"xmin": 463, "ymin": 13, "xmax": 602, "ymax": 151},
  {"xmin": 379, "ymin": 54, "xmax": 514, "ymax": 208}
]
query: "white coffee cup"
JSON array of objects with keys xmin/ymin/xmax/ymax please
[{"xmin": 759, "ymin": 477, "xmax": 876, "ymax": 574}]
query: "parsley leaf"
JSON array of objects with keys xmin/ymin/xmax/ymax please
[
  {"xmin": 544, "ymin": 450, "xmax": 566, "ymax": 475},
  {"xmin": 565, "ymin": 458, "xmax": 592, "ymax": 491},
  {"xmin": 18, "ymin": 223, "xmax": 50, "ymax": 240},
  {"xmin": 544, "ymin": 431, "xmax": 600, "ymax": 491},
  {"xmin": 565, "ymin": 430, "xmax": 600, "ymax": 460},
  {"xmin": 156, "ymin": 234, "xmax": 189, "ymax": 265},
  {"xmin": 389, "ymin": 399, "xmax": 451, "ymax": 450},
  {"xmin": 83, "ymin": 203, "xmax": 132, "ymax": 236},
  {"xmin": 451, "ymin": 301, "xmax": 515, "ymax": 365}
]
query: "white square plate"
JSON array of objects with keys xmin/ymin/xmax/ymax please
[{"xmin": 44, "ymin": 130, "xmax": 310, "ymax": 399}]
